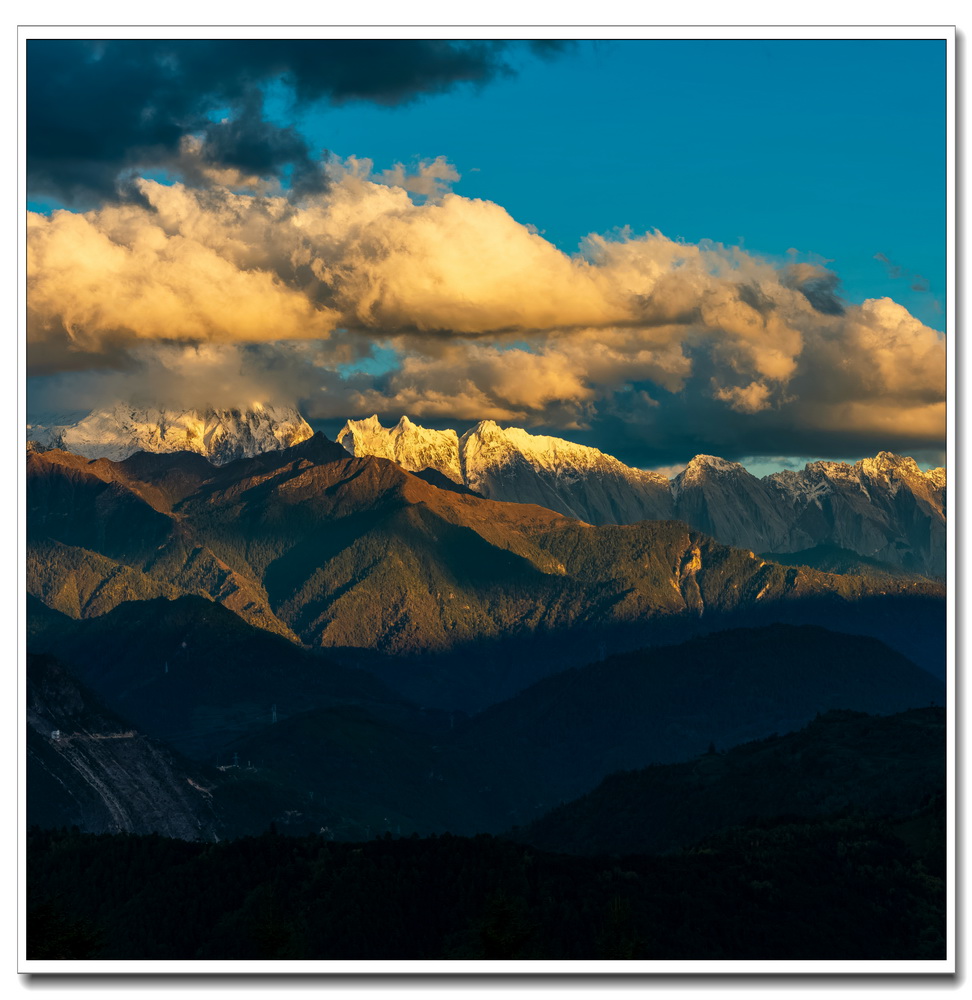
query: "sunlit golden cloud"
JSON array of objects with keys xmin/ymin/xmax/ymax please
[{"xmin": 26, "ymin": 163, "xmax": 946, "ymax": 458}]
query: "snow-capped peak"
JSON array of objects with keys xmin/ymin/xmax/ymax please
[
  {"xmin": 27, "ymin": 402, "xmax": 314, "ymax": 465},
  {"xmin": 332, "ymin": 412, "xmax": 944, "ymax": 575},
  {"xmin": 337, "ymin": 415, "xmax": 462, "ymax": 483},
  {"xmin": 681, "ymin": 454, "xmax": 747, "ymax": 476},
  {"xmin": 460, "ymin": 422, "xmax": 668, "ymax": 486},
  {"xmin": 858, "ymin": 452, "xmax": 922, "ymax": 481},
  {"xmin": 672, "ymin": 455, "xmax": 750, "ymax": 498}
]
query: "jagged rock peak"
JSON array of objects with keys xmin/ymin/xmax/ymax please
[
  {"xmin": 461, "ymin": 421, "xmax": 668, "ymax": 480},
  {"xmin": 327, "ymin": 412, "xmax": 945, "ymax": 577},
  {"xmin": 787, "ymin": 453, "xmax": 944, "ymax": 491},
  {"xmin": 677, "ymin": 454, "xmax": 750, "ymax": 483},
  {"xmin": 337, "ymin": 415, "xmax": 463, "ymax": 483},
  {"xmin": 858, "ymin": 452, "xmax": 923, "ymax": 480},
  {"xmin": 338, "ymin": 414, "xmax": 672, "ymax": 523},
  {"xmin": 462, "ymin": 418, "xmax": 503, "ymax": 437},
  {"xmin": 456, "ymin": 420, "xmax": 673, "ymax": 523},
  {"xmin": 686, "ymin": 454, "xmax": 747, "ymax": 472}
]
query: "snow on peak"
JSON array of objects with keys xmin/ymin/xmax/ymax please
[
  {"xmin": 463, "ymin": 419, "xmax": 504, "ymax": 440},
  {"xmin": 335, "ymin": 415, "xmax": 672, "ymax": 521},
  {"xmin": 337, "ymin": 415, "xmax": 462, "ymax": 483},
  {"xmin": 327, "ymin": 413, "xmax": 944, "ymax": 573},
  {"xmin": 857, "ymin": 452, "xmax": 921, "ymax": 480},
  {"xmin": 679, "ymin": 454, "xmax": 748, "ymax": 480},
  {"xmin": 27, "ymin": 403, "xmax": 314, "ymax": 465},
  {"xmin": 459, "ymin": 421, "xmax": 668, "ymax": 486}
]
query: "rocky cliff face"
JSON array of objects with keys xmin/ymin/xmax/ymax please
[
  {"xmin": 766, "ymin": 453, "xmax": 946, "ymax": 577},
  {"xmin": 671, "ymin": 455, "xmax": 792, "ymax": 553},
  {"xmin": 459, "ymin": 420, "xmax": 674, "ymax": 523},
  {"xmin": 27, "ymin": 403, "xmax": 313, "ymax": 465},
  {"xmin": 27, "ymin": 654, "xmax": 222, "ymax": 839}
]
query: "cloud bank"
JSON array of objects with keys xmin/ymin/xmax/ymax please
[{"xmin": 26, "ymin": 165, "xmax": 945, "ymax": 465}]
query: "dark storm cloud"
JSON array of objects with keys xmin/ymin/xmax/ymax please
[
  {"xmin": 587, "ymin": 371, "xmax": 945, "ymax": 470},
  {"xmin": 27, "ymin": 38, "xmax": 569, "ymax": 203},
  {"xmin": 184, "ymin": 89, "xmax": 328, "ymax": 196}
]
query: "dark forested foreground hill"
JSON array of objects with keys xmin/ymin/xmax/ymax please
[
  {"xmin": 27, "ymin": 437, "xmax": 945, "ymax": 711},
  {"xmin": 514, "ymin": 707, "xmax": 945, "ymax": 857},
  {"xmin": 27, "ymin": 795, "xmax": 945, "ymax": 961},
  {"xmin": 27, "ymin": 638, "xmax": 947, "ymax": 961}
]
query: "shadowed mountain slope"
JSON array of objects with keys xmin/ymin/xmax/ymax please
[
  {"xmin": 28, "ymin": 435, "xmax": 945, "ymax": 710},
  {"xmin": 514, "ymin": 706, "xmax": 945, "ymax": 856},
  {"xmin": 26, "ymin": 611, "xmax": 943, "ymax": 841},
  {"xmin": 27, "ymin": 594, "xmax": 405, "ymax": 760},
  {"xmin": 450, "ymin": 624, "xmax": 944, "ymax": 821}
]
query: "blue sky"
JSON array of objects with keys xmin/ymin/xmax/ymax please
[{"xmin": 295, "ymin": 39, "xmax": 946, "ymax": 330}]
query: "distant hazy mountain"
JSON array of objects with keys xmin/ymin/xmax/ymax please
[
  {"xmin": 27, "ymin": 402, "xmax": 313, "ymax": 465},
  {"xmin": 337, "ymin": 415, "xmax": 946, "ymax": 577},
  {"xmin": 27, "ymin": 434, "xmax": 945, "ymax": 710}
]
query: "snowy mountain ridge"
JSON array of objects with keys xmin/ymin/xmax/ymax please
[
  {"xmin": 25, "ymin": 404, "xmax": 945, "ymax": 577},
  {"xmin": 27, "ymin": 402, "xmax": 314, "ymax": 465},
  {"xmin": 459, "ymin": 420, "xmax": 670, "ymax": 487},
  {"xmin": 337, "ymin": 414, "xmax": 463, "ymax": 483},
  {"xmin": 336, "ymin": 415, "xmax": 946, "ymax": 577},
  {"xmin": 337, "ymin": 415, "xmax": 674, "ymax": 524}
]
